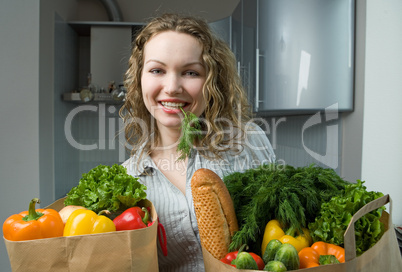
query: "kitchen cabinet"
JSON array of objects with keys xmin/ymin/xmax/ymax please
[
  {"xmin": 231, "ymin": 0, "xmax": 258, "ymax": 105},
  {"xmin": 233, "ymin": 0, "xmax": 355, "ymax": 114}
]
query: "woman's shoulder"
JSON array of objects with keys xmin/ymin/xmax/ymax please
[
  {"xmin": 242, "ymin": 122, "xmax": 276, "ymax": 160},
  {"xmin": 243, "ymin": 121, "xmax": 269, "ymax": 133},
  {"xmin": 122, "ymin": 149, "xmax": 153, "ymax": 176},
  {"xmin": 204, "ymin": 122, "xmax": 276, "ymax": 174},
  {"xmin": 243, "ymin": 122, "xmax": 273, "ymax": 147},
  {"xmin": 122, "ymin": 156, "xmax": 140, "ymax": 176}
]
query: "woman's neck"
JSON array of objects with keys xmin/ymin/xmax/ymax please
[{"xmin": 152, "ymin": 126, "xmax": 181, "ymax": 157}]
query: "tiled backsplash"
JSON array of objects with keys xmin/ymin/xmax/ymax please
[{"xmin": 261, "ymin": 113, "xmax": 342, "ymax": 175}]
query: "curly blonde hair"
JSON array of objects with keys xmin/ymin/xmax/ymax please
[{"xmin": 120, "ymin": 13, "xmax": 252, "ymax": 160}]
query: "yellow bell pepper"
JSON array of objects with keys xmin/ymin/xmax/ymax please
[
  {"xmin": 63, "ymin": 209, "xmax": 116, "ymax": 236},
  {"xmin": 261, "ymin": 219, "xmax": 312, "ymax": 254}
]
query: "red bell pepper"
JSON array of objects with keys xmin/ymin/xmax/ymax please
[
  {"xmin": 113, "ymin": 206, "xmax": 150, "ymax": 231},
  {"xmin": 220, "ymin": 245, "xmax": 265, "ymax": 270}
]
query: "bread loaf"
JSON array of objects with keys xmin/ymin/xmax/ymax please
[{"xmin": 191, "ymin": 168, "xmax": 238, "ymax": 260}]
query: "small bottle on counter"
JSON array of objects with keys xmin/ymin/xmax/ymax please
[
  {"xmin": 87, "ymin": 73, "xmax": 98, "ymax": 93},
  {"xmin": 112, "ymin": 84, "xmax": 126, "ymax": 101},
  {"xmin": 108, "ymin": 81, "xmax": 116, "ymax": 93},
  {"xmin": 79, "ymin": 73, "xmax": 96, "ymax": 102},
  {"xmin": 80, "ymin": 88, "xmax": 94, "ymax": 102}
]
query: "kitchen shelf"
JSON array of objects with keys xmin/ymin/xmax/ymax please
[{"xmin": 62, "ymin": 92, "xmax": 124, "ymax": 105}]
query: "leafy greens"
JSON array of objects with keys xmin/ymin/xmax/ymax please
[
  {"xmin": 64, "ymin": 164, "xmax": 147, "ymax": 213},
  {"xmin": 308, "ymin": 180, "xmax": 385, "ymax": 255}
]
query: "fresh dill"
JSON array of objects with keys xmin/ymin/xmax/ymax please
[{"xmin": 176, "ymin": 108, "xmax": 202, "ymax": 161}]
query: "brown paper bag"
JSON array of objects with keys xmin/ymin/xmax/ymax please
[
  {"xmin": 344, "ymin": 194, "xmax": 402, "ymax": 271},
  {"xmin": 202, "ymin": 194, "xmax": 402, "ymax": 272},
  {"xmin": 3, "ymin": 198, "xmax": 159, "ymax": 272}
]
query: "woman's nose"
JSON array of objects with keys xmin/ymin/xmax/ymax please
[{"xmin": 164, "ymin": 73, "xmax": 182, "ymax": 95}]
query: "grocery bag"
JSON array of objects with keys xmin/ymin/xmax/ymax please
[
  {"xmin": 202, "ymin": 194, "xmax": 402, "ymax": 272},
  {"xmin": 4, "ymin": 198, "xmax": 159, "ymax": 272}
]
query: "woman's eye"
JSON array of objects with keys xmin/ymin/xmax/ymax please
[
  {"xmin": 150, "ymin": 69, "xmax": 163, "ymax": 74},
  {"xmin": 185, "ymin": 71, "xmax": 199, "ymax": 76}
]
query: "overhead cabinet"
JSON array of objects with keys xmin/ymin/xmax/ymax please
[
  {"xmin": 232, "ymin": 0, "xmax": 355, "ymax": 115},
  {"xmin": 68, "ymin": 21, "xmax": 144, "ymax": 89}
]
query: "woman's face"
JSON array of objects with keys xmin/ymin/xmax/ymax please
[{"xmin": 141, "ymin": 31, "xmax": 207, "ymax": 131}]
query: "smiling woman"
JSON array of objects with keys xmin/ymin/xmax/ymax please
[
  {"xmin": 119, "ymin": 13, "xmax": 275, "ymax": 271},
  {"xmin": 141, "ymin": 31, "xmax": 207, "ymax": 129}
]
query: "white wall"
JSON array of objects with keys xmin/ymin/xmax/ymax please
[
  {"xmin": 342, "ymin": 0, "xmax": 402, "ymax": 225},
  {"xmin": 90, "ymin": 26, "xmax": 132, "ymax": 86},
  {"xmin": 361, "ymin": 0, "xmax": 402, "ymax": 225}
]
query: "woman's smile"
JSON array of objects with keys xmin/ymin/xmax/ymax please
[{"xmin": 160, "ymin": 100, "xmax": 187, "ymax": 112}]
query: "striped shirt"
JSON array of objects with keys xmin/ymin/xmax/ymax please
[{"xmin": 123, "ymin": 124, "xmax": 276, "ymax": 271}]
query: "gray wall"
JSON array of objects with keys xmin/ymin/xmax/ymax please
[
  {"xmin": 0, "ymin": 1, "xmax": 78, "ymax": 270},
  {"xmin": 1, "ymin": 1, "xmax": 41, "ymax": 271},
  {"xmin": 76, "ymin": 0, "xmax": 239, "ymax": 23},
  {"xmin": 53, "ymin": 13, "xmax": 81, "ymax": 199}
]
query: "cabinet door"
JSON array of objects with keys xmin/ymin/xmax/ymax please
[
  {"xmin": 256, "ymin": 0, "xmax": 354, "ymax": 113},
  {"xmin": 231, "ymin": 0, "xmax": 258, "ymax": 110},
  {"xmin": 242, "ymin": 0, "xmax": 257, "ymax": 111},
  {"xmin": 231, "ymin": 0, "xmax": 242, "ymax": 74}
]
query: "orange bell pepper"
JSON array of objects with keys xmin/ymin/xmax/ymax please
[
  {"xmin": 298, "ymin": 241, "xmax": 345, "ymax": 268},
  {"xmin": 2, "ymin": 198, "xmax": 64, "ymax": 241}
]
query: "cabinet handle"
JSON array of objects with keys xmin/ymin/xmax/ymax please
[{"xmin": 255, "ymin": 48, "xmax": 260, "ymax": 112}]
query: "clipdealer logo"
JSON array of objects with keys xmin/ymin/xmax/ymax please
[
  {"xmin": 63, "ymin": 103, "xmax": 340, "ymax": 168},
  {"xmin": 301, "ymin": 103, "xmax": 339, "ymax": 169},
  {"xmin": 64, "ymin": 104, "xmax": 129, "ymax": 162}
]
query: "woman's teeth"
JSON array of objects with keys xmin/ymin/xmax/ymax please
[{"xmin": 161, "ymin": 101, "xmax": 185, "ymax": 110}]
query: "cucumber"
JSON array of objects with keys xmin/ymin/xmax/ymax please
[
  {"xmin": 263, "ymin": 260, "xmax": 287, "ymax": 272},
  {"xmin": 274, "ymin": 243, "xmax": 300, "ymax": 271},
  {"xmin": 263, "ymin": 239, "xmax": 283, "ymax": 263}
]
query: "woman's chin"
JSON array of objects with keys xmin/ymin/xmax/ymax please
[{"xmin": 156, "ymin": 119, "xmax": 182, "ymax": 131}]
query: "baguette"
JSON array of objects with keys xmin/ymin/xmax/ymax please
[{"xmin": 191, "ymin": 168, "xmax": 238, "ymax": 260}]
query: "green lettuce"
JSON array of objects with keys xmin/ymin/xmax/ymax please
[
  {"xmin": 308, "ymin": 180, "xmax": 385, "ymax": 255},
  {"xmin": 64, "ymin": 164, "xmax": 147, "ymax": 213}
]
